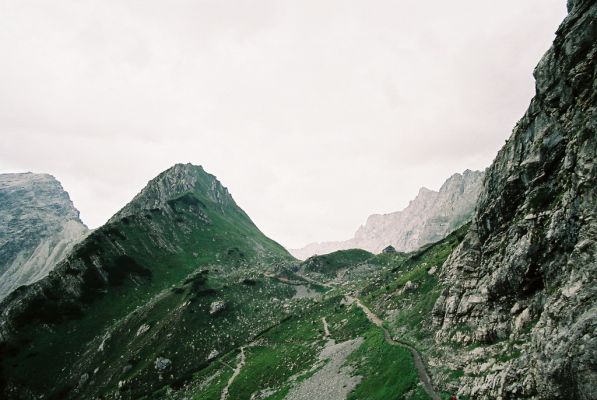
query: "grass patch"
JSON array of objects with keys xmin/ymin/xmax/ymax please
[
  {"xmin": 347, "ymin": 327, "xmax": 421, "ymax": 400},
  {"xmin": 302, "ymin": 249, "xmax": 373, "ymax": 278}
]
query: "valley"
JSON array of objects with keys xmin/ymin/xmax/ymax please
[
  {"xmin": 0, "ymin": 170, "xmax": 469, "ymax": 400},
  {"xmin": 136, "ymin": 224, "xmax": 468, "ymax": 400}
]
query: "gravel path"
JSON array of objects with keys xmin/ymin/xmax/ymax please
[
  {"xmin": 292, "ymin": 284, "xmax": 321, "ymax": 299},
  {"xmin": 295, "ymin": 272, "xmax": 333, "ymax": 288},
  {"xmin": 220, "ymin": 346, "xmax": 246, "ymax": 400},
  {"xmin": 264, "ymin": 273, "xmax": 441, "ymax": 399},
  {"xmin": 284, "ymin": 338, "xmax": 363, "ymax": 400},
  {"xmin": 348, "ymin": 295, "xmax": 441, "ymax": 400}
]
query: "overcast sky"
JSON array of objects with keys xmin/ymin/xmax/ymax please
[{"xmin": 0, "ymin": 0, "xmax": 566, "ymax": 248}]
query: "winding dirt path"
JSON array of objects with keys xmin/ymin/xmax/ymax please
[
  {"xmin": 347, "ymin": 295, "xmax": 441, "ymax": 400},
  {"xmin": 269, "ymin": 272, "xmax": 440, "ymax": 398},
  {"xmin": 220, "ymin": 346, "xmax": 246, "ymax": 400}
]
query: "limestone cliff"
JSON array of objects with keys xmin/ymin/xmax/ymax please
[
  {"xmin": 431, "ymin": 1, "xmax": 596, "ymax": 398},
  {"xmin": 0, "ymin": 173, "xmax": 88, "ymax": 300},
  {"xmin": 291, "ymin": 170, "xmax": 484, "ymax": 259}
]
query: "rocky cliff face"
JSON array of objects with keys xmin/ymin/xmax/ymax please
[
  {"xmin": 290, "ymin": 170, "xmax": 484, "ymax": 259},
  {"xmin": 0, "ymin": 173, "xmax": 88, "ymax": 300},
  {"xmin": 432, "ymin": 1, "xmax": 596, "ymax": 398},
  {"xmin": 109, "ymin": 163, "xmax": 236, "ymax": 223}
]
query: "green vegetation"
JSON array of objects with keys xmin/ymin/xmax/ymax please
[
  {"xmin": 1, "ymin": 165, "xmax": 475, "ymax": 400},
  {"xmin": 302, "ymin": 249, "xmax": 373, "ymax": 278},
  {"xmin": 347, "ymin": 327, "xmax": 422, "ymax": 400},
  {"xmin": 1, "ymin": 166, "xmax": 295, "ymax": 399},
  {"xmin": 137, "ymin": 293, "xmax": 361, "ymax": 399},
  {"xmin": 218, "ymin": 294, "xmax": 370, "ymax": 398},
  {"xmin": 367, "ymin": 251, "xmax": 408, "ymax": 267},
  {"xmin": 141, "ymin": 287, "xmax": 434, "ymax": 400},
  {"xmin": 362, "ymin": 224, "xmax": 469, "ymax": 347},
  {"xmin": 140, "ymin": 350, "xmax": 237, "ymax": 400}
]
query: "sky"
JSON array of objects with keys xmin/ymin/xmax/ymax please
[{"xmin": 0, "ymin": 0, "xmax": 567, "ymax": 249}]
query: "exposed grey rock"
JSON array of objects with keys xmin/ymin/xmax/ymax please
[
  {"xmin": 207, "ymin": 349, "xmax": 219, "ymax": 360},
  {"xmin": 398, "ymin": 280, "xmax": 419, "ymax": 296},
  {"xmin": 284, "ymin": 338, "xmax": 363, "ymax": 400},
  {"xmin": 209, "ymin": 300, "xmax": 226, "ymax": 315},
  {"xmin": 0, "ymin": 173, "xmax": 88, "ymax": 300},
  {"xmin": 136, "ymin": 323, "xmax": 150, "ymax": 336},
  {"xmin": 78, "ymin": 373, "xmax": 89, "ymax": 387},
  {"xmin": 109, "ymin": 163, "xmax": 232, "ymax": 224},
  {"xmin": 291, "ymin": 170, "xmax": 484, "ymax": 259},
  {"xmin": 432, "ymin": 2, "xmax": 597, "ymax": 398},
  {"xmin": 154, "ymin": 357, "xmax": 172, "ymax": 371}
]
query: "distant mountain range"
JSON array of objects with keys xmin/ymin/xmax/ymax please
[
  {"xmin": 0, "ymin": 173, "xmax": 88, "ymax": 300},
  {"xmin": 290, "ymin": 169, "xmax": 484, "ymax": 259}
]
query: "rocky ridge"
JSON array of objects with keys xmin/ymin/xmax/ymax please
[
  {"xmin": 431, "ymin": 1, "xmax": 596, "ymax": 398},
  {"xmin": 109, "ymin": 163, "xmax": 236, "ymax": 223},
  {"xmin": 0, "ymin": 173, "xmax": 88, "ymax": 300},
  {"xmin": 290, "ymin": 169, "xmax": 484, "ymax": 259}
]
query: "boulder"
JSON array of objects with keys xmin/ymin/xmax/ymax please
[
  {"xmin": 154, "ymin": 357, "xmax": 172, "ymax": 371},
  {"xmin": 209, "ymin": 300, "xmax": 226, "ymax": 315}
]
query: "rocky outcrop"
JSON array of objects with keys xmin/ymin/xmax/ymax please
[
  {"xmin": 432, "ymin": 1, "xmax": 596, "ymax": 398},
  {"xmin": 154, "ymin": 357, "xmax": 172, "ymax": 371},
  {"xmin": 209, "ymin": 300, "xmax": 226, "ymax": 315},
  {"xmin": 109, "ymin": 163, "xmax": 235, "ymax": 223},
  {"xmin": 290, "ymin": 170, "xmax": 484, "ymax": 259},
  {"xmin": 0, "ymin": 173, "xmax": 88, "ymax": 300}
]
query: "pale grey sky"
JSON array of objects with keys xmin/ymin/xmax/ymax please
[{"xmin": 0, "ymin": 0, "xmax": 566, "ymax": 248}]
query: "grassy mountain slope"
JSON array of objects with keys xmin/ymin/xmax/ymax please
[
  {"xmin": 0, "ymin": 164, "xmax": 292, "ymax": 399},
  {"xmin": 155, "ymin": 225, "xmax": 469, "ymax": 400},
  {"xmin": 146, "ymin": 290, "xmax": 424, "ymax": 400},
  {"xmin": 361, "ymin": 224, "xmax": 470, "ymax": 349}
]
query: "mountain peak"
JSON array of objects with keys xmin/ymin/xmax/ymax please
[
  {"xmin": 110, "ymin": 163, "xmax": 234, "ymax": 222},
  {"xmin": 417, "ymin": 186, "xmax": 434, "ymax": 195},
  {"xmin": 0, "ymin": 172, "xmax": 88, "ymax": 300},
  {"xmin": 0, "ymin": 172, "xmax": 83, "ymax": 222},
  {"xmin": 290, "ymin": 169, "xmax": 485, "ymax": 259},
  {"xmin": 1, "ymin": 172, "xmax": 59, "ymax": 191}
]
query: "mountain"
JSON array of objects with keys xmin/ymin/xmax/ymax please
[
  {"xmin": 0, "ymin": 163, "xmax": 292, "ymax": 399},
  {"xmin": 290, "ymin": 169, "xmax": 484, "ymax": 259},
  {"xmin": 0, "ymin": 173, "xmax": 88, "ymax": 301},
  {"xmin": 429, "ymin": 1, "xmax": 596, "ymax": 397},
  {"xmin": 0, "ymin": 163, "xmax": 451, "ymax": 400},
  {"xmin": 289, "ymin": 2, "xmax": 596, "ymax": 399},
  {"xmin": 1, "ymin": 1, "xmax": 594, "ymax": 399}
]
